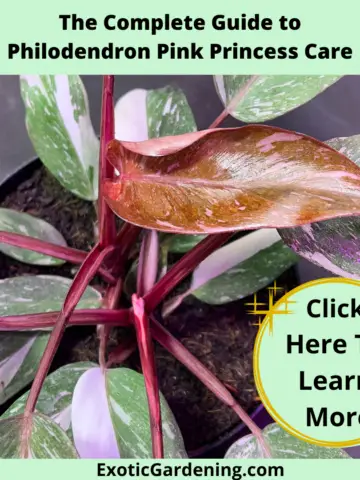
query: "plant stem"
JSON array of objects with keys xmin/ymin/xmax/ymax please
[
  {"xmin": 98, "ymin": 277, "xmax": 124, "ymax": 369},
  {"xmin": 144, "ymin": 232, "xmax": 233, "ymax": 312},
  {"xmin": 0, "ymin": 232, "xmax": 115, "ymax": 284},
  {"xmin": 23, "ymin": 243, "xmax": 117, "ymax": 419},
  {"xmin": 209, "ymin": 76, "xmax": 259, "ymax": 128},
  {"xmin": 110, "ymin": 223, "xmax": 142, "ymax": 276},
  {"xmin": 133, "ymin": 296, "xmax": 163, "ymax": 459},
  {"xmin": 98, "ymin": 75, "xmax": 116, "ymax": 247},
  {"xmin": 150, "ymin": 315, "xmax": 271, "ymax": 457},
  {"xmin": 106, "ymin": 335, "xmax": 137, "ymax": 368},
  {"xmin": 0, "ymin": 309, "xmax": 131, "ymax": 330},
  {"xmin": 137, "ymin": 230, "xmax": 159, "ymax": 297},
  {"xmin": 208, "ymin": 108, "xmax": 230, "ymax": 129}
]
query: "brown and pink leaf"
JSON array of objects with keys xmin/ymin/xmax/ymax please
[{"xmin": 103, "ymin": 125, "xmax": 360, "ymax": 234}]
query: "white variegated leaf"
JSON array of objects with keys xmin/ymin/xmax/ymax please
[
  {"xmin": 71, "ymin": 367, "xmax": 187, "ymax": 459},
  {"xmin": 214, "ymin": 75, "xmax": 342, "ymax": 122},
  {"xmin": 20, "ymin": 75, "xmax": 99, "ymax": 200},
  {"xmin": 0, "ymin": 276, "xmax": 102, "ymax": 405},
  {"xmin": 0, "ymin": 208, "xmax": 67, "ymax": 265},
  {"xmin": 163, "ymin": 229, "xmax": 298, "ymax": 315},
  {"xmin": 2, "ymin": 362, "xmax": 95, "ymax": 438},
  {"xmin": 0, "ymin": 333, "xmax": 48, "ymax": 405},
  {"xmin": 114, "ymin": 86, "xmax": 197, "ymax": 142},
  {"xmin": 72, "ymin": 367, "xmax": 120, "ymax": 458},
  {"xmin": 0, "ymin": 414, "xmax": 78, "ymax": 458},
  {"xmin": 225, "ymin": 423, "xmax": 350, "ymax": 459}
]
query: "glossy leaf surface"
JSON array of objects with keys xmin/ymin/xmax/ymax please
[
  {"xmin": 104, "ymin": 125, "xmax": 360, "ymax": 234},
  {"xmin": 279, "ymin": 134, "xmax": 360, "ymax": 278},
  {"xmin": 214, "ymin": 75, "xmax": 341, "ymax": 122}
]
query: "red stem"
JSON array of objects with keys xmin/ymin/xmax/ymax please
[
  {"xmin": 98, "ymin": 75, "xmax": 116, "ymax": 247},
  {"xmin": 137, "ymin": 230, "xmax": 158, "ymax": 297},
  {"xmin": 111, "ymin": 223, "xmax": 142, "ymax": 276},
  {"xmin": 0, "ymin": 309, "xmax": 131, "ymax": 330},
  {"xmin": 23, "ymin": 243, "xmax": 117, "ymax": 417},
  {"xmin": 106, "ymin": 335, "xmax": 137, "ymax": 368},
  {"xmin": 209, "ymin": 76, "xmax": 259, "ymax": 128},
  {"xmin": 150, "ymin": 316, "xmax": 270, "ymax": 457},
  {"xmin": 133, "ymin": 296, "xmax": 163, "ymax": 458},
  {"xmin": 0, "ymin": 231, "xmax": 115, "ymax": 284},
  {"xmin": 98, "ymin": 277, "xmax": 124, "ymax": 369},
  {"xmin": 144, "ymin": 232, "xmax": 233, "ymax": 312},
  {"xmin": 208, "ymin": 108, "xmax": 230, "ymax": 129}
]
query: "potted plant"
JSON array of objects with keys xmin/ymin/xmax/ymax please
[{"xmin": 0, "ymin": 74, "xmax": 358, "ymax": 459}]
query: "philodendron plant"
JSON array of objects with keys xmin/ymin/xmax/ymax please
[{"xmin": 0, "ymin": 74, "xmax": 358, "ymax": 459}]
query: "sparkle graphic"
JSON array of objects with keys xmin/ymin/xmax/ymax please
[{"xmin": 246, "ymin": 281, "xmax": 296, "ymax": 334}]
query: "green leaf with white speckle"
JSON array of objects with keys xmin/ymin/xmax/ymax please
[
  {"xmin": 107, "ymin": 368, "xmax": 187, "ymax": 458},
  {"xmin": 0, "ymin": 208, "xmax": 67, "ymax": 266},
  {"xmin": 0, "ymin": 413, "xmax": 78, "ymax": 458},
  {"xmin": 20, "ymin": 75, "xmax": 99, "ymax": 200},
  {"xmin": 214, "ymin": 75, "xmax": 342, "ymax": 123},
  {"xmin": 0, "ymin": 275, "xmax": 102, "ymax": 316},
  {"xmin": 114, "ymin": 86, "xmax": 197, "ymax": 142},
  {"xmin": 0, "ymin": 333, "xmax": 49, "ymax": 405},
  {"xmin": 0, "ymin": 276, "xmax": 102, "ymax": 405},
  {"xmin": 225, "ymin": 423, "xmax": 350, "ymax": 459},
  {"xmin": 163, "ymin": 229, "xmax": 298, "ymax": 315},
  {"xmin": 71, "ymin": 367, "xmax": 187, "ymax": 458},
  {"xmin": 2, "ymin": 362, "xmax": 95, "ymax": 439},
  {"xmin": 162, "ymin": 234, "xmax": 207, "ymax": 254},
  {"xmin": 279, "ymin": 134, "xmax": 360, "ymax": 279}
]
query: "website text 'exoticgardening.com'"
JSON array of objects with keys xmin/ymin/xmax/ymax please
[{"xmin": 97, "ymin": 462, "xmax": 284, "ymax": 479}]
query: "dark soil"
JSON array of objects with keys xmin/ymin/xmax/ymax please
[{"xmin": 0, "ymin": 163, "xmax": 298, "ymax": 453}]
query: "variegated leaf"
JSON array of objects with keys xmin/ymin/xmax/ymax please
[
  {"xmin": 0, "ymin": 276, "xmax": 102, "ymax": 404},
  {"xmin": 0, "ymin": 414, "xmax": 78, "ymax": 458},
  {"xmin": 2, "ymin": 362, "xmax": 95, "ymax": 439},
  {"xmin": 71, "ymin": 367, "xmax": 187, "ymax": 458},
  {"xmin": 0, "ymin": 275, "xmax": 102, "ymax": 316},
  {"xmin": 214, "ymin": 75, "xmax": 342, "ymax": 122},
  {"xmin": 279, "ymin": 134, "xmax": 360, "ymax": 278},
  {"xmin": 20, "ymin": 75, "xmax": 99, "ymax": 200},
  {"xmin": 161, "ymin": 234, "xmax": 207, "ymax": 254},
  {"xmin": 0, "ymin": 208, "xmax": 67, "ymax": 265},
  {"xmin": 192, "ymin": 230, "xmax": 298, "ymax": 305},
  {"xmin": 104, "ymin": 125, "xmax": 360, "ymax": 234},
  {"xmin": 163, "ymin": 230, "xmax": 298, "ymax": 315},
  {"xmin": 114, "ymin": 86, "xmax": 197, "ymax": 142},
  {"xmin": 0, "ymin": 333, "xmax": 48, "ymax": 405},
  {"xmin": 225, "ymin": 423, "xmax": 350, "ymax": 459}
]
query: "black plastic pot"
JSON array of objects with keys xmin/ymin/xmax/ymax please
[{"xmin": 189, "ymin": 404, "xmax": 272, "ymax": 458}]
